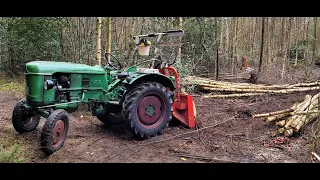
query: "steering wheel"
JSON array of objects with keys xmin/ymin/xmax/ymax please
[
  {"xmin": 104, "ymin": 61, "xmax": 117, "ymax": 70},
  {"xmin": 104, "ymin": 53, "xmax": 123, "ymax": 70}
]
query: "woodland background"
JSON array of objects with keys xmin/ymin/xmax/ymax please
[{"xmin": 1, "ymin": 17, "xmax": 319, "ymax": 83}]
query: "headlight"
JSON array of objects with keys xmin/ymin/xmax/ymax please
[{"xmin": 44, "ymin": 80, "xmax": 55, "ymax": 90}]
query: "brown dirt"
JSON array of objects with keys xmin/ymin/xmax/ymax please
[{"xmin": 0, "ymin": 91, "xmax": 318, "ymax": 163}]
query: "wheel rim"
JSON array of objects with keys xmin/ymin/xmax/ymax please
[
  {"xmin": 51, "ymin": 120, "xmax": 66, "ymax": 148},
  {"xmin": 23, "ymin": 113, "xmax": 40, "ymax": 127},
  {"xmin": 137, "ymin": 94, "xmax": 165, "ymax": 126}
]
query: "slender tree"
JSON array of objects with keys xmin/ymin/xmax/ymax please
[
  {"xmin": 215, "ymin": 17, "xmax": 220, "ymax": 80},
  {"xmin": 105, "ymin": 17, "xmax": 112, "ymax": 63},
  {"xmin": 95, "ymin": 17, "xmax": 102, "ymax": 66},
  {"xmin": 258, "ymin": 17, "xmax": 265, "ymax": 73}
]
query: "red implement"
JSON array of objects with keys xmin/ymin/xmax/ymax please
[{"xmin": 159, "ymin": 66, "xmax": 196, "ymax": 128}]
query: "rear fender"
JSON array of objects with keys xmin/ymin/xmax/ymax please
[{"xmin": 119, "ymin": 74, "xmax": 175, "ymax": 104}]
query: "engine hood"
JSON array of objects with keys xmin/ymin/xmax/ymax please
[{"xmin": 25, "ymin": 61, "xmax": 105, "ymax": 75}]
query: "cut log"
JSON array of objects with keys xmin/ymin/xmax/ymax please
[
  {"xmin": 289, "ymin": 111, "xmax": 319, "ymax": 116},
  {"xmin": 287, "ymin": 81, "xmax": 320, "ymax": 88},
  {"xmin": 265, "ymin": 112, "xmax": 291, "ymax": 122},
  {"xmin": 200, "ymin": 86, "xmax": 320, "ymax": 94},
  {"xmin": 253, "ymin": 105, "xmax": 297, "ymax": 118},
  {"xmin": 284, "ymin": 118, "xmax": 295, "ymax": 129},
  {"xmin": 278, "ymin": 127, "xmax": 285, "ymax": 134},
  {"xmin": 199, "ymin": 83, "xmax": 271, "ymax": 90},
  {"xmin": 202, "ymin": 93, "xmax": 265, "ymax": 98},
  {"xmin": 276, "ymin": 120, "xmax": 287, "ymax": 127},
  {"xmin": 311, "ymin": 152, "xmax": 320, "ymax": 162},
  {"xmin": 183, "ymin": 76, "xmax": 320, "ymax": 90},
  {"xmin": 291, "ymin": 94, "xmax": 319, "ymax": 128},
  {"xmin": 293, "ymin": 111, "xmax": 319, "ymax": 132},
  {"xmin": 284, "ymin": 128, "xmax": 294, "ymax": 137}
]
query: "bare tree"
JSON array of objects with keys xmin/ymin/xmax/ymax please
[
  {"xmin": 105, "ymin": 17, "xmax": 112, "ymax": 63},
  {"xmin": 95, "ymin": 17, "xmax": 102, "ymax": 66},
  {"xmin": 215, "ymin": 17, "xmax": 220, "ymax": 80},
  {"xmin": 312, "ymin": 17, "xmax": 317, "ymax": 64},
  {"xmin": 258, "ymin": 17, "xmax": 265, "ymax": 73}
]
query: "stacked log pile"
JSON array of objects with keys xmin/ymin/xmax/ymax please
[
  {"xmin": 182, "ymin": 76, "xmax": 320, "ymax": 98},
  {"xmin": 182, "ymin": 76, "xmax": 320, "ymax": 136},
  {"xmin": 252, "ymin": 93, "xmax": 320, "ymax": 137}
]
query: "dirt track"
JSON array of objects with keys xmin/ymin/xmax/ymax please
[{"xmin": 0, "ymin": 91, "xmax": 317, "ymax": 163}]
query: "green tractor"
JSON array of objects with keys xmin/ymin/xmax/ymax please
[{"xmin": 11, "ymin": 29, "xmax": 196, "ymax": 155}]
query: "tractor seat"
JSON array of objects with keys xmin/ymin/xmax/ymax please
[{"xmin": 117, "ymin": 72, "xmax": 130, "ymax": 79}]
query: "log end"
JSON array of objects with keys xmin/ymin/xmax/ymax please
[{"xmin": 284, "ymin": 129, "xmax": 294, "ymax": 137}]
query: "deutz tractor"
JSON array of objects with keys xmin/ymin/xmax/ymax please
[{"xmin": 11, "ymin": 29, "xmax": 196, "ymax": 155}]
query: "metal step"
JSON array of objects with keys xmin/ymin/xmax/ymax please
[{"xmin": 107, "ymin": 101, "xmax": 119, "ymax": 105}]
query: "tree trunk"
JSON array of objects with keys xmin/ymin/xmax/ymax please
[
  {"xmin": 304, "ymin": 17, "xmax": 310, "ymax": 61},
  {"xmin": 177, "ymin": 17, "xmax": 183, "ymax": 62},
  {"xmin": 281, "ymin": 18, "xmax": 287, "ymax": 81},
  {"xmin": 258, "ymin": 17, "xmax": 265, "ymax": 73},
  {"xmin": 312, "ymin": 17, "xmax": 317, "ymax": 65},
  {"xmin": 294, "ymin": 17, "xmax": 300, "ymax": 67},
  {"xmin": 95, "ymin": 17, "xmax": 102, "ymax": 66},
  {"xmin": 268, "ymin": 17, "xmax": 275, "ymax": 72},
  {"xmin": 230, "ymin": 18, "xmax": 235, "ymax": 74},
  {"xmin": 60, "ymin": 24, "xmax": 66, "ymax": 60},
  {"xmin": 82, "ymin": 18, "xmax": 90, "ymax": 65},
  {"xmin": 215, "ymin": 17, "xmax": 220, "ymax": 80},
  {"xmin": 7, "ymin": 20, "xmax": 15, "ymax": 75},
  {"xmin": 280, "ymin": 17, "xmax": 286, "ymax": 58},
  {"xmin": 105, "ymin": 17, "xmax": 112, "ymax": 63},
  {"xmin": 233, "ymin": 17, "xmax": 239, "ymax": 75},
  {"xmin": 78, "ymin": 17, "xmax": 82, "ymax": 64},
  {"xmin": 264, "ymin": 17, "xmax": 269, "ymax": 72},
  {"xmin": 251, "ymin": 17, "xmax": 257, "ymax": 55},
  {"xmin": 286, "ymin": 17, "xmax": 293, "ymax": 70}
]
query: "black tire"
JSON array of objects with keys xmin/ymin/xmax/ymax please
[
  {"xmin": 12, "ymin": 98, "xmax": 40, "ymax": 133},
  {"xmin": 122, "ymin": 82, "xmax": 173, "ymax": 138},
  {"xmin": 97, "ymin": 107, "xmax": 125, "ymax": 126},
  {"xmin": 40, "ymin": 109, "xmax": 69, "ymax": 155}
]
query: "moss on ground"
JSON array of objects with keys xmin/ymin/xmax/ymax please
[
  {"xmin": 0, "ymin": 75, "xmax": 27, "ymax": 163},
  {"xmin": 0, "ymin": 135, "xmax": 26, "ymax": 163},
  {"xmin": 0, "ymin": 75, "xmax": 25, "ymax": 95}
]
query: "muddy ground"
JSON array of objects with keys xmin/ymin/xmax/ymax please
[{"xmin": 0, "ymin": 90, "xmax": 318, "ymax": 163}]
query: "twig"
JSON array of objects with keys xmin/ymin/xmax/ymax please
[
  {"xmin": 177, "ymin": 153, "xmax": 239, "ymax": 163},
  {"xmin": 87, "ymin": 137, "xmax": 104, "ymax": 146},
  {"xmin": 142, "ymin": 116, "xmax": 236, "ymax": 146},
  {"xmin": 104, "ymin": 116, "xmax": 237, "ymax": 158},
  {"xmin": 260, "ymin": 154, "xmax": 268, "ymax": 162},
  {"xmin": 311, "ymin": 152, "xmax": 320, "ymax": 162},
  {"xmin": 178, "ymin": 154, "xmax": 213, "ymax": 162}
]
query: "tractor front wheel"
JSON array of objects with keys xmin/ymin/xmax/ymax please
[
  {"xmin": 40, "ymin": 109, "xmax": 69, "ymax": 155},
  {"xmin": 122, "ymin": 82, "xmax": 173, "ymax": 139},
  {"xmin": 12, "ymin": 98, "xmax": 40, "ymax": 133}
]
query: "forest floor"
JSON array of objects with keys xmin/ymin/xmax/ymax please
[{"xmin": 0, "ymin": 82, "xmax": 319, "ymax": 163}]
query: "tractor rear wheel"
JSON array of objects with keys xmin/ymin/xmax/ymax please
[
  {"xmin": 122, "ymin": 82, "xmax": 173, "ymax": 139},
  {"xmin": 12, "ymin": 98, "xmax": 40, "ymax": 133},
  {"xmin": 97, "ymin": 106, "xmax": 124, "ymax": 126},
  {"xmin": 40, "ymin": 109, "xmax": 69, "ymax": 155}
]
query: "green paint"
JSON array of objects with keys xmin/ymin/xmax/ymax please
[
  {"xmin": 25, "ymin": 61, "xmax": 105, "ymax": 75},
  {"xmin": 146, "ymin": 105, "xmax": 155, "ymax": 117},
  {"xmin": 22, "ymin": 60, "xmax": 176, "ymax": 119},
  {"xmin": 26, "ymin": 74, "xmax": 44, "ymax": 102},
  {"xmin": 37, "ymin": 109, "xmax": 50, "ymax": 118}
]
